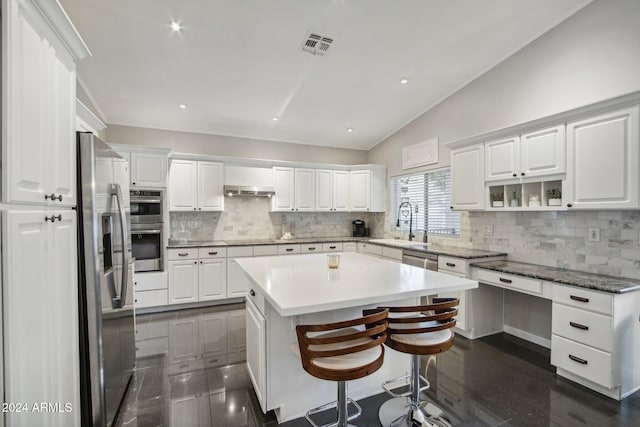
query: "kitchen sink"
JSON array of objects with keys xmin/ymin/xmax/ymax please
[{"xmin": 368, "ymin": 238, "xmax": 423, "ymax": 247}]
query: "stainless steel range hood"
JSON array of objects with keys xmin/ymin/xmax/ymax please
[{"xmin": 224, "ymin": 185, "xmax": 275, "ymax": 197}]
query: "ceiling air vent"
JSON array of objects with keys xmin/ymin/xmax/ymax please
[{"xmin": 302, "ymin": 32, "xmax": 334, "ymax": 56}]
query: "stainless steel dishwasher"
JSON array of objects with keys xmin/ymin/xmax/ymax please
[{"xmin": 402, "ymin": 248, "xmax": 438, "ymax": 271}]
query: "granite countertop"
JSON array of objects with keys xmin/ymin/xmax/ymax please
[
  {"xmin": 366, "ymin": 238, "xmax": 507, "ymax": 259},
  {"xmin": 236, "ymin": 252, "xmax": 478, "ymax": 316},
  {"xmin": 471, "ymin": 260, "xmax": 640, "ymax": 294},
  {"xmin": 167, "ymin": 236, "xmax": 372, "ymax": 248}
]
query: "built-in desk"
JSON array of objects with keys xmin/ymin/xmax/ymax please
[{"xmin": 469, "ymin": 260, "xmax": 640, "ymax": 401}]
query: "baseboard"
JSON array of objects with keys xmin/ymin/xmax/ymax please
[
  {"xmin": 136, "ymin": 297, "xmax": 245, "ymax": 315},
  {"xmin": 503, "ymin": 325, "xmax": 551, "ymax": 349}
]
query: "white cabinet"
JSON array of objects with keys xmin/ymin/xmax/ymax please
[
  {"xmin": 451, "ymin": 145, "xmax": 485, "ymax": 210},
  {"xmin": 565, "ymin": 106, "xmax": 639, "ymax": 209},
  {"xmin": 227, "ymin": 246, "xmax": 254, "ymax": 297},
  {"xmin": 271, "ymin": 167, "xmax": 295, "ymax": 211},
  {"xmin": 294, "ymin": 168, "xmax": 315, "ymax": 211},
  {"xmin": 485, "ymin": 125, "xmax": 565, "ymax": 182},
  {"xmin": 168, "ymin": 248, "xmax": 227, "ymax": 304},
  {"xmin": 349, "ymin": 169, "xmax": 385, "ymax": 212},
  {"xmin": 3, "ymin": 210, "xmax": 80, "ymax": 427},
  {"xmin": 169, "ymin": 160, "xmax": 224, "ymax": 211},
  {"xmin": 130, "ymin": 152, "xmax": 168, "ymax": 188},
  {"xmin": 246, "ymin": 298, "xmax": 267, "ymax": 411},
  {"xmin": 315, "ymin": 169, "xmax": 349, "ymax": 212},
  {"xmin": 2, "ymin": 0, "xmax": 80, "ymax": 207}
]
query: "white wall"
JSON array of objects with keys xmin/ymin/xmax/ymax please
[
  {"xmin": 106, "ymin": 124, "xmax": 368, "ymax": 165},
  {"xmin": 368, "ymin": 0, "xmax": 640, "ymax": 177}
]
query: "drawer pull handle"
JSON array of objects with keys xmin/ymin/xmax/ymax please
[
  {"xmin": 569, "ymin": 321, "xmax": 589, "ymax": 331},
  {"xmin": 249, "ymin": 289, "xmax": 256, "ymax": 297},
  {"xmin": 568, "ymin": 354, "xmax": 588, "ymax": 365},
  {"xmin": 499, "ymin": 277, "xmax": 512, "ymax": 284},
  {"xmin": 329, "ymin": 246, "xmax": 337, "ymax": 249},
  {"xmin": 208, "ymin": 251, "xmax": 218, "ymax": 255},
  {"xmin": 209, "ymin": 359, "xmax": 218, "ymax": 364},
  {"xmin": 446, "ymin": 262, "xmax": 456, "ymax": 267},
  {"xmin": 286, "ymin": 248, "xmax": 293, "ymax": 252},
  {"xmin": 308, "ymin": 247, "xmax": 316, "ymax": 251},
  {"xmin": 179, "ymin": 364, "xmax": 189, "ymax": 369},
  {"xmin": 178, "ymin": 253, "xmax": 189, "ymax": 257},
  {"xmin": 570, "ymin": 295, "xmax": 589, "ymax": 303}
]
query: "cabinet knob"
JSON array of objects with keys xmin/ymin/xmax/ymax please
[
  {"xmin": 132, "ymin": 182, "xmax": 136, "ymax": 185},
  {"xmin": 199, "ymin": 208, "xmax": 202, "ymax": 210},
  {"xmin": 567, "ymin": 203, "xmax": 573, "ymax": 208},
  {"xmin": 512, "ymin": 173, "xmax": 517, "ymax": 177},
  {"xmin": 200, "ymin": 261, "xmax": 203, "ymax": 264},
  {"xmin": 194, "ymin": 261, "xmax": 197, "ymax": 264},
  {"xmin": 249, "ymin": 289, "xmax": 256, "ymax": 297},
  {"xmin": 193, "ymin": 208, "xmax": 197, "ymax": 211},
  {"xmin": 450, "ymin": 206, "xmax": 453, "ymax": 209},
  {"xmin": 521, "ymin": 172, "xmax": 525, "ymax": 176}
]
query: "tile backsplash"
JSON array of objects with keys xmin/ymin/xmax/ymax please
[
  {"xmin": 426, "ymin": 210, "xmax": 640, "ymax": 279},
  {"xmin": 170, "ymin": 196, "xmax": 385, "ymax": 242}
]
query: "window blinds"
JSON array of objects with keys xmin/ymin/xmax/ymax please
[{"xmin": 390, "ymin": 169, "xmax": 460, "ymax": 236}]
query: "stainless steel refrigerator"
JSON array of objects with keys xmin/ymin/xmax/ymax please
[{"xmin": 77, "ymin": 132, "xmax": 136, "ymax": 427}]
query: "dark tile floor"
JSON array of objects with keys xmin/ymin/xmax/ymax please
[{"xmin": 116, "ymin": 304, "xmax": 640, "ymax": 427}]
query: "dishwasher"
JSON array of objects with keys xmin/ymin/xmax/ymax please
[{"xmin": 402, "ymin": 248, "xmax": 438, "ymax": 271}]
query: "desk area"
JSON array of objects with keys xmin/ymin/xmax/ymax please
[
  {"xmin": 236, "ymin": 252, "xmax": 478, "ymax": 422},
  {"xmin": 467, "ymin": 260, "xmax": 640, "ymax": 401}
]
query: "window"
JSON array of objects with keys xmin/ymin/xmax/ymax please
[{"xmin": 390, "ymin": 168, "xmax": 460, "ymax": 236}]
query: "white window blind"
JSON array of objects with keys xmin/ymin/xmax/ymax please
[{"xmin": 390, "ymin": 169, "xmax": 460, "ymax": 236}]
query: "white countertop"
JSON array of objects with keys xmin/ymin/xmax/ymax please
[{"xmin": 236, "ymin": 252, "xmax": 478, "ymax": 316}]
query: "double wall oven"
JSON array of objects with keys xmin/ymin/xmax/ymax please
[{"xmin": 130, "ymin": 190, "xmax": 164, "ymax": 272}]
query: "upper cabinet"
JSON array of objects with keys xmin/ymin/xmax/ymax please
[
  {"xmin": 131, "ymin": 153, "xmax": 168, "ymax": 188},
  {"xmin": 170, "ymin": 160, "xmax": 224, "ymax": 211},
  {"xmin": 315, "ymin": 169, "xmax": 349, "ymax": 212},
  {"xmin": 294, "ymin": 168, "xmax": 315, "ymax": 211},
  {"xmin": 2, "ymin": 0, "xmax": 89, "ymax": 208},
  {"xmin": 451, "ymin": 145, "xmax": 485, "ymax": 210},
  {"xmin": 565, "ymin": 106, "xmax": 639, "ymax": 210},
  {"xmin": 349, "ymin": 169, "xmax": 385, "ymax": 212},
  {"xmin": 271, "ymin": 167, "xmax": 295, "ymax": 211},
  {"xmin": 485, "ymin": 125, "xmax": 565, "ymax": 182}
]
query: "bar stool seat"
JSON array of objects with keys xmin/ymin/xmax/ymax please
[
  {"xmin": 373, "ymin": 298, "xmax": 459, "ymax": 427},
  {"xmin": 294, "ymin": 309, "xmax": 388, "ymax": 427}
]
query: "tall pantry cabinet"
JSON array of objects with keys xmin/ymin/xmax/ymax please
[{"xmin": 1, "ymin": 1, "xmax": 90, "ymax": 426}]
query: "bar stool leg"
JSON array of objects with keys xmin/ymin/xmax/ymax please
[{"xmin": 378, "ymin": 355, "xmax": 452, "ymax": 427}]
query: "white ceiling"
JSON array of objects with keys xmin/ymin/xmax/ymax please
[{"xmin": 61, "ymin": 0, "xmax": 591, "ymax": 150}]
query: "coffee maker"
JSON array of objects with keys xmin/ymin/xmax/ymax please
[{"xmin": 352, "ymin": 219, "xmax": 367, "ymax": 237}]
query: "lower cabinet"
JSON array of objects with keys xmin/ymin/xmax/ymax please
[
  {"xmin": 245, "ymin": 297, "xmax": 266, "ymax": 411},
  {"xmin": 168, "ymin": 248, "xmax": 227, "ymax": 304}
]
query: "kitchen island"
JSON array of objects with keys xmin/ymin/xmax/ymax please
[{"xmin": 235, "ymin": 252, "xmax": 478, "ymax": 422}]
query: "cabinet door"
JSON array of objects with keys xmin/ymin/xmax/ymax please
[
  {"xmin": 349, "ymin": 170, "xmax": 371, "ymax": 211},
  {"xmin": 3, "ymin": 2, "xmax": 51, "ymax": 204},
  {"xmin": 197, "ymin": 161, "xmax": 224, "ymax": 211},
  {"xmin": 199, "ymin": 259, "xmax": 226, "ymax": 301},
  {"xmin": 271, "ymin": 167, "xmax": 294, "ymax": 211},
  {"xmin": 169, "ymin": 160, "xmax": 198, "ymax": 211},
  {"xmin": 245, "ymin": 299, "xmax": 266, "ymax": 410},
  {"xmin": 294, "ymin": 168, "xmax": 315, "ymax": 211},
  {"xmin": 168, "ymin": 260, "xmax": 199, "ymax": 304},
  {"xmin": 51, "ymin": 50, "xmax": 77, "ymax": 207},
  {"xmin": 520, "ymin": 125, "xmax": 566, "ymax": 178},
  {"xmin": 131, "ymin": 153, "xmax": 167, "ymax": 188},
  {"xmin": 332, "ymin": 170, "xmax": 350, "ymax": 211},
  {"xmin": 200, "ymin": 313, "xmax": 227, "ymax": 357},
  {"xmin": 227, "ymin": 258, "xmax": 250, "ymax": 297},
  {"xmin": 485, "ymin": 136, "xmax": 520, "ymax": 182},
  {"xmin": 315, "ymin": 169, "xmax": 333, "ymax": 211},
  {"xmin": 451, "ymin": 145, "xmax": 485, "ymax": 210},
  {"xmin": 566, "ymin": 107, "xmax": 639, "ymax": 209}
]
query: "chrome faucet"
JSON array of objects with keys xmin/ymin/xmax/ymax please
[{"xmin": 396, "ymin": 201, "xmax": 415, "ymax": 241}]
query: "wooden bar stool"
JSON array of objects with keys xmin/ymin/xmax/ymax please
[
  {"xmin": 372, "ymin": 298, "xmax": 458, "ymax": 427},
  {"xmin": 294, "ymin": 308, "xmax": 388, "ymax": 427}
]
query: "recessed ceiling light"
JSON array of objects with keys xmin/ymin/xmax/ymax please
[
  {"xmin": 179, "ymin": 104, "xmax": 188, "ymax": 109},
  {"xmin": 272, "ymin": 116, "xmax": 279, "ymax": 121},
  {"xmin": 170, "ymin": 21, "xmax": 182, "ymax": 32},
  {"xmin": 346, "ymin": 128, "xmax": 354, "ymax": 133},
  {"xmin": 400, "ymin": 78, "xmax": 409, "ymax": 84}
]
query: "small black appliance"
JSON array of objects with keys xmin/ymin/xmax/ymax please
[{"xmin": 352, "ymin": 219, "xmax": 366, "ymax": 237}]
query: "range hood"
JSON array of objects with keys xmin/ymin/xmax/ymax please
[{"xmin": 224, "ymin": 185, "xmax": 275, "ymax": 197}]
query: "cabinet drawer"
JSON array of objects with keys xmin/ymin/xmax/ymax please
[
  {"xmin": 382, "ymin": 247, "xmax": 402, "ymax": 261},
  {"xmin": 198, "ymin": 247, "xmax": 227, "ymax": 259},
  {"xmin": 438, "ymin": 256, "xmax": 468, "ymax": 275},
  {"xmin": 134, "ymin": 289, "xmax": 168, "ymax": 308},
  {"xmin": 168, "ymin": 248, "xmax": 198, "ymax": 260},
  {"xmin": 301, "ymin": 244, "xmax": 322, "ymax": 253},
  {"xmin": 253, "ymin": 245, "xmax": 278, "ymax": 256},
  {"xmin": 278, "ymin": 244, "xmax": 301, "ymax": 255},
  {"xmin": 343, "ymin": 242, "xmax": 357, "ymax": 252},
  {"xmin": 366, "ymin": 244, "xmax": 383, "ymax": 256},
  {"xmin": 551, "ymin": 335, "xmax": 613, "ymax": 388},
  {"xmin": 553, "ymin": 285, "xmax": 613, "ymax": 315},
  {"xmin": 477, "ymin": 270, "xmax": 542, "ymax": 295},
  {"xmin": 228, "ymin": 246, "xmax": 254, "ymax": 257},
  {"xmin": 135, "ymin": 271, "xmax": 168, "ymax": 291},
  {"xmin": 552, "ymin": 303, "xmax": 613, "ymax": 352},
  {"xmin": 323, "ymin": 243, "xmax": 343, "ymax": 252}
]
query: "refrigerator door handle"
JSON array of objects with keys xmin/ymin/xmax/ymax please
[{"xmin": 111, "ymin": 183, "xmax": 129, "ymax": 309}]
